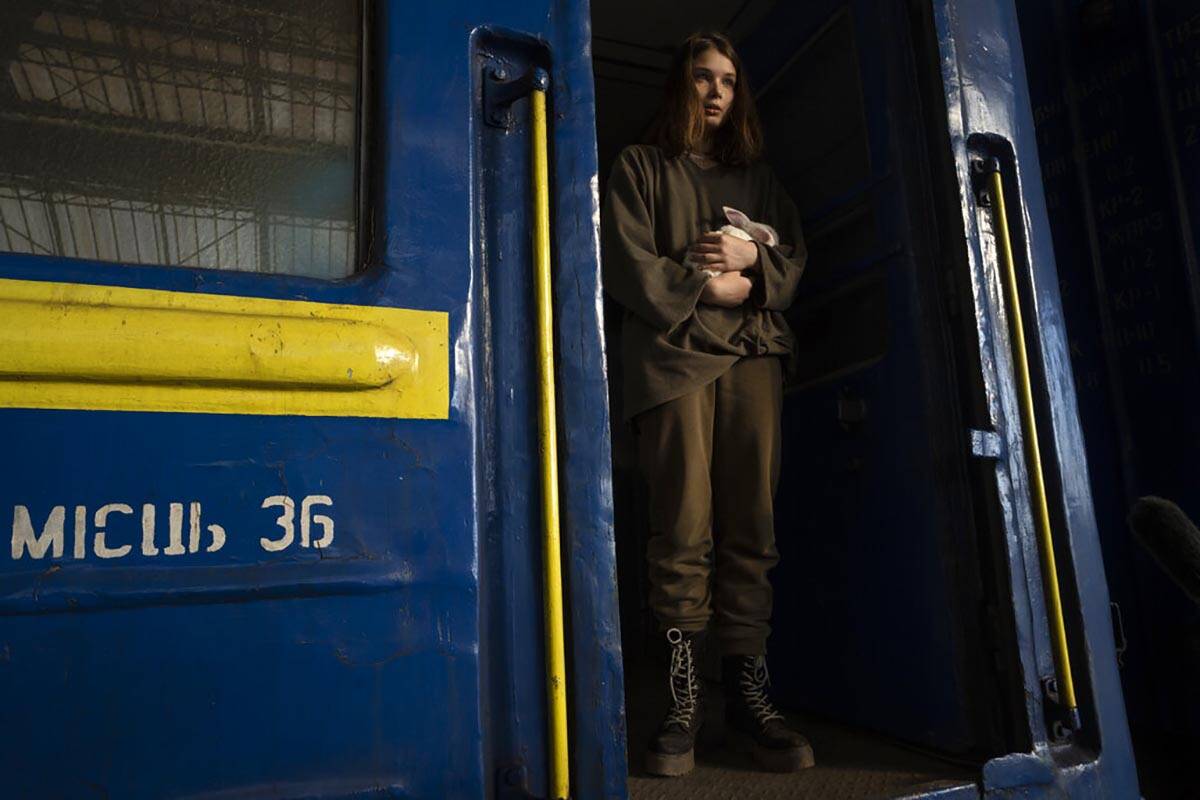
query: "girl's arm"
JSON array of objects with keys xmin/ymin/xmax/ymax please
[
  {"xmin": 601, "ymin": 149, "xmax": 710, "ymax": 332},
  {"xmin": 749, "ymin": 169, "xmax": 808, "ymax": 311}
]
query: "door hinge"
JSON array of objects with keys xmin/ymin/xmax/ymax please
[{"xmin": 483, "ymin": 65, "xmax": 549, "ymax": 129}]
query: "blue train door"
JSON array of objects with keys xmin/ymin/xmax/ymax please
[
  {"xmin": 0, "ymin": 2, "xmax": 624, "ymax": 798},
  {"xmin": 0, "ymin": 2, "xmax": 482, "ymax": 797},
  {"xmin": 725, "ymin": 0, "xmax": 1136, "ymax": 794},
  {"xmin": 1015, "ymin": 0, "xmax": 1200, "ymax": 785},
  {"xmin": 738, "ymin": 2, "xmax": 995, "ymax": 754}
]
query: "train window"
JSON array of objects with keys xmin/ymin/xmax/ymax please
[{"xmin": 0, "ymin": 0, "xmax": 363, "ymax": 279}]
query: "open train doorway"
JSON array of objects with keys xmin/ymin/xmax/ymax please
[{"xmin": 592, "ymin": 1, "xmax": 1030, "ymax": 796}]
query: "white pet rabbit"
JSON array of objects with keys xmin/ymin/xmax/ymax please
[{"xmin": 684, "ymin": 205, "xmax": 780, "ymax": 278}]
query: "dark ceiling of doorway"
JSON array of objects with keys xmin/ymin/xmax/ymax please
[{"xmin": 591, "ymin": 0, "xmax": 778, "ymax": 178}]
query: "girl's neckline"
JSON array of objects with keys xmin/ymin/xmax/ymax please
[{"xmin": 684, "ymin": 151, "xmax": 722, "ymax": 173}]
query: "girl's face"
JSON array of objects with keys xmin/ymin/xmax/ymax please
[{"xmin": 692, "ymin": 48, "xmax": 737, "ymax": 134}]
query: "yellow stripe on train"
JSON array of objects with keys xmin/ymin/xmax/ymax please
[{"xmin": 0, "ymin": 278, "xmax": 448, "ymax": 419}]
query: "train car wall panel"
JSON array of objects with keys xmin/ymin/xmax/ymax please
[
  {"xmin": 469, "ymin": 9, "xmax": 626, "ymax": 800},
  {"xmin": 1014, "ymin": 0, "xmax": 1200, "ymax": 783},
  {"xmin": 0, "ymin": 0, "xmax": 623, "ymax": 798},
  {"xmin": 932, "ymin": 0, "xmax": 1139, "ymax": 795}
]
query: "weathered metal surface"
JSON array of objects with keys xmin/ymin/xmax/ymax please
[
  {"xmin": 933, "ymin": 0, "xmax": 1140, "ymax": 795},
  {"xmin": 982, "ymin": 753, "xmax": 1055, "ymax": 790},
  {"xmin": 1015, "ymin": 0, "xmax": 1200, "ymax": 769},
  {"xmin": 0, "ymin": 1, "xmax": 625, "ymax": 798}
]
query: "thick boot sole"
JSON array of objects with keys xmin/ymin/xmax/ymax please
[
  {"xmin": 644, "ymin": 748, "xmax": 695, "ymax": 777},
  {"xmin": 728, "ymin": 728, "xmax": 816, "ymax": 773}
]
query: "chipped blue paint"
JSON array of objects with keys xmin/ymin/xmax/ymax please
[
  {"xmin": 935, "ymin": 0, "xmax": 1140, "ymax": 796},
  {"xmin": 1015, "ymin": 0, "xmax": 1200, "ymax": 757},
  {"xmin": 983, "ymin": 753, "xmax": 1055, "ymax": 790},
  {"xmin": 0, "ymin": 1, "xmax": 623, "ymax": 798}
]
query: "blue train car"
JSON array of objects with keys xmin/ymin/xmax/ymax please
[
  {"xmin": 0, "ymin": 0, "xmax": 1142, "ymax": 798},
  {"xmin": 1014, "ymin": 0, "xmax": 1200, "ymax": 794}
]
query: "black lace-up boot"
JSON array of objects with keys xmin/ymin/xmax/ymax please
[
  {"xmin": 723, "ymin": 654, "xmax": 815, "ymax": 772},
  {"xmin": 645, "ymin": 627, "xmax": 705, "ymax": 776}
]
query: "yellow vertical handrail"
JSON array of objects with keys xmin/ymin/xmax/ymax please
[
  {"xmin": 986, "ymin": 162, "xmax": 1080, "ymax": 730},
  {"xmin": 530, "ymin": 71, "xmax": 570, "ymax": 798}
]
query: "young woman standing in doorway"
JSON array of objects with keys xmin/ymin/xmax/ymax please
[{"xmin": 602, "ymin": 31, "xmax": 812, "ymax": 777}]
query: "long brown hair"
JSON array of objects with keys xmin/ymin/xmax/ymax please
[{"xmin": 646, "ymin": 32, "xmax": 763, "ymax": 166}]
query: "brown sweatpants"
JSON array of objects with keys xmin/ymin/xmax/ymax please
[{"xmin": 634, "ymin": 356, "xmax": 783, "ymax": 656}]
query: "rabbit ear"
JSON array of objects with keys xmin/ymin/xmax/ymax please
[
  {"xmin": 722, "ymin": 205, "xmax": 752, "ymax": 228},
  {"xmin": 724, "ymin": 206, "xmax": 778, "ymax": 245},
  {"xmin": 747, "ymin": 223, "xmax": 779, "ymax": 246}
]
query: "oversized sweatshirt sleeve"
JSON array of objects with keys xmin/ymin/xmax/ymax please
[
  {"xmin": 601, "ymin": 148, "xmax": 710, "ymax": 332},
  {"xmin": 751, "ymin": 167, "xmax": 807, "ymax": 311}
]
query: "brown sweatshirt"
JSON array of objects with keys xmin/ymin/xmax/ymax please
[{"xmin": 601, "ymin": 144, "xmax": 807, "ymax": 420}]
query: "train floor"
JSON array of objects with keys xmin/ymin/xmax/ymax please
[{"xmin": 624, "ymin": 655, "xmax": 977, "ymax": 800}]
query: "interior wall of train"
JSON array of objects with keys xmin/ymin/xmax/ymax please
[{"xmin": 594, "ymin": 0, "xmax": 1180, "ymax": 797}]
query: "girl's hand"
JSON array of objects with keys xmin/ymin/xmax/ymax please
[
  {"xmin": 687, "ymin": 232, "xmax": 760, "ymax": 273},
  {"xmin": 700, "ymin": 272, "xmax": 753, "ymax": 307}
]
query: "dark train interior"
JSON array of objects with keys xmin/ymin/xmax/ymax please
[{"xmin": 592, "ymin": 1, "xmax": 1030, "ymax": 796}]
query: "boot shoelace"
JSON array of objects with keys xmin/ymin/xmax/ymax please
[
  {"xmin": 665, "ymin": 629, "xmax": 698, "ymax": 729},
  {"xmin": 739, "ymin": 656, "xmax": 784, "ymax": 724}
]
